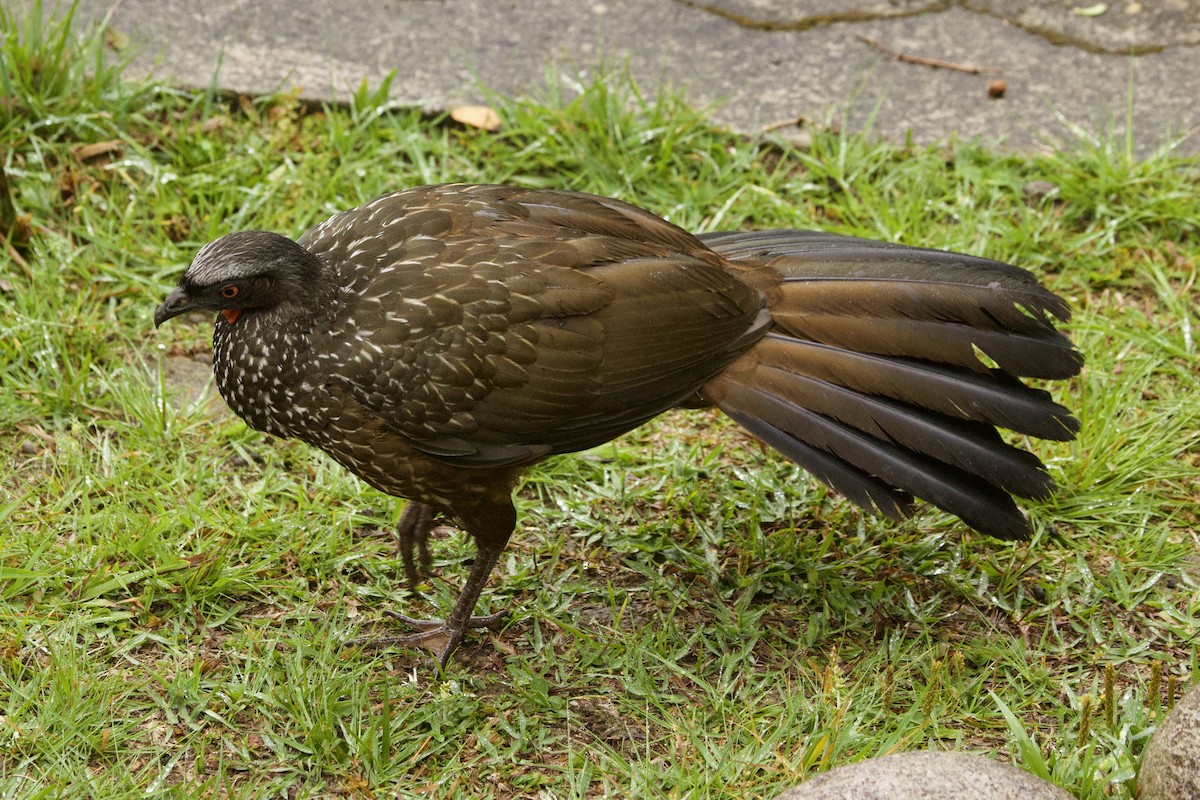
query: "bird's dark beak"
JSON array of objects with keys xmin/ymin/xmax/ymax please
[{"xmin": 154, "ymin": 286, "xmax": 194, "ymax": 328}]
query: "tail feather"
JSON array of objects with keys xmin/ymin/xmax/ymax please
[
  {"xmin": 715, "ymin": 381, "xmax": 1033, "ymax": 539},
  {"xmin": 699, "ymin": 229, "xmax": 1081, "ymax": 540},
  {"xmin": 705, "ymin": 230, "xmax": 1081, "ymax": 380},
  {"xmin": 768, "ymin": 310, "xmax": 1080, "ymax": 379},
  {"xmin": 725, "ymin": 408, "xmax": 915, "ymax": 521},
  {"xmin": 755, "ymin": 336, "xmax": 1078, "ymax": 441},
  {"xmin": 700, "ymin": 228, "xmax": 1068, "ymax": 313},
  {"xmin": 749, "ymin": 360, "xmax": 1054, "ymax": 499},
  {"xmin": 769, "ymin": 270, "xmax": 1068, "ymax": 333}
]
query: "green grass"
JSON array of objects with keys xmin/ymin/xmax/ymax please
[{"xmin": 2, "ymin": 4, "xmax": 1199, "ymax": 798}]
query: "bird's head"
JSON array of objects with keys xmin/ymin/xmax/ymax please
[{"xmin": 154, "ymin": 230, "xmax": 324, "ymax": 328}]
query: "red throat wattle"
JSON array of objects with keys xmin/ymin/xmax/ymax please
[{"xmin": 221, "ymin": 309, "xmax": 242, "ymax": 325}]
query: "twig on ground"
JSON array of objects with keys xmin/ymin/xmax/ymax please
[
  {"xmin": 760, "ymin": 115, "xmax": 811, "ymax": 133},
  {"xmin": 856, "ymin": 35, "xmax": 1003, "ymax": 75}
]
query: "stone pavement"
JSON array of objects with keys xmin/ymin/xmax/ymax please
[{"xmin": 37, "ymin": 1, "xmax": 1200, "ymax": 155}]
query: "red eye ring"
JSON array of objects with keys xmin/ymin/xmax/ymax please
[{"xmin": 219, "ymin": 285, "xmax": 240, "ymax": 299}]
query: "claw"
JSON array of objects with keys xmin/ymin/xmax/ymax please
[
  {"xmin": 384, "ymin": 609, "xmax": 509, "ymax": 631},
  {"xmin": 344, "ymin": 627, "xmax": 460, "ymax": 668},
  {"xmin": 345, "ymin": 540, "xmax": 509, "ymax": 667},
  {"xmin": 345, "ymin": 610, "xmax": 509, "ymax": 668}
]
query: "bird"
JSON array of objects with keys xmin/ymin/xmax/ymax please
[{"xmin": 154, "ymin": 183, "xmax": 1082, "ymax": 667}]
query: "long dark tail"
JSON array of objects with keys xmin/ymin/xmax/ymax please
[{"xmin": 698, "ymin": 230, "xmax": 1082, "ymax": 540}]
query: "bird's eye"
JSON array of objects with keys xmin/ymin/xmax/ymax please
[{"xmin": 219, "ymin": 284, "xmax": 240, "ymax": 299}]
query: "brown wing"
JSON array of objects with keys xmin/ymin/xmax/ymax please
[{"xmin": 304, "ymin": 185, "xmax": 768, "ymax": 466}]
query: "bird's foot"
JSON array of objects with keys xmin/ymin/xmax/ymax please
[
  {"xmin": 344, "ymin": 609, "xmax": 509, "ymax": 668},
  {"xmin": 384, "ymin": 609, "xmax": 509, "ymax": 632},
  {"xmin": 349, "ymin": 538, "xmax": 511, "ymax": 668}
]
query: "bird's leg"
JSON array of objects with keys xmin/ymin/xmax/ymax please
[
  {"xmin": 394, "ymin": 501, "xmax": 435, "ymax": 592},
  {"xmin": 349, "ymin": 498, "xmax": 515, "ymax": 668},
  {"xmin": 344, "ymin": 550, "xmax": 508, "ymax": 666},
  {"xmin": 383, "ymin": 542, "xmax": 510, "ymax": 667}
]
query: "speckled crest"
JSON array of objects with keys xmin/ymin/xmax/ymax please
[{"xmin": 183, "ymin": 230, "xmax": 300, "ymax": 286}]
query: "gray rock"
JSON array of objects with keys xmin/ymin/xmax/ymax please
[
  {"xmin": 776, "ymin": 750, "xmax": 1074, "ymax": 799},
  {"xmin": 1139, "ymin": 682, "xmax": 1200, "ymax": 800}
]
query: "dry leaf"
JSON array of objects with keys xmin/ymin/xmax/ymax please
[
  {"xmin": 104, "ymin": 26, "xmax": 130, "ymax": 51},
  {"xmin": 72, "ymin": 140, "xmax": 124, "ymax": 162},
  {"xmin": 198, "ymin": 115, "xmax": 229, "ymax": 134},
  {"xmin": 450, "ymin": 105, "xmax": 501, "ymax": 132}
]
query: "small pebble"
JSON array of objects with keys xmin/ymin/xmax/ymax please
[{"xmin": 1022, "ymin": 180, "xmax": 1059, "ymax": 202}]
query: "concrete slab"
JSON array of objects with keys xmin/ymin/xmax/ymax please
[{"xmin": 23, "ymin": 0, "xmax": 1200, "ymax": 155}]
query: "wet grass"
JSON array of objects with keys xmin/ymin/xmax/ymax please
[{"xmin": 1, "ymin": 3, "xmax": 1198, "ymax": 798}]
